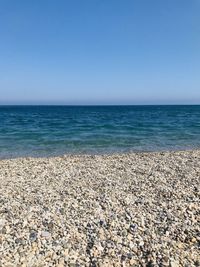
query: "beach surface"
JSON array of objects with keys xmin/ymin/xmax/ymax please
[{"xmin": 0, "ymin": 150, "xmax": 199, "ymax": 267}]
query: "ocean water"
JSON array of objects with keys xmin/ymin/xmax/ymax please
[{"xmin": 0, "ymin": 105, "xmax": 200, "ymax": 158}]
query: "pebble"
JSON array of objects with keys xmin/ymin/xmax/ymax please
[
  {"xmin": 41, "ymin": 231, "xmax": 51, "ymax": 239},
  {"xmin": 170, "ymin": 259, "xmax": 180, "ymax": 267},
  {"xmin": 0, "ymin": 150, "xmax": 199, "ymax": 266},
  {"xmin": 29, "ymin": 231, "xmax": 37, "ymax": 242}
]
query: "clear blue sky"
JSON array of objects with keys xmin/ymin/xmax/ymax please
[{"xmin": 0, "ymin": 0, "xmax": 200, "ymax": 104}]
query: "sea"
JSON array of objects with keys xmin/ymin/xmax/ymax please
[{"xmin": 0, "ymin": 105, "xmax": 200, "ymax": 158}]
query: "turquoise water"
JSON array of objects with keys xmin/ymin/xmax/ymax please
[{"xmin": 0, "ymin": 105, "xmax": 200, "ymax": 158}]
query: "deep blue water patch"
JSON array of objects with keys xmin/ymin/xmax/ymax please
[{"xmin": 0, "ymin": 105, "xmax": 200, "ymax": 158}]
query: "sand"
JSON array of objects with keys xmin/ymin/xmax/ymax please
[{"xmin": 0, "ymin": 150, "xmax": 199, "ymax": 266}]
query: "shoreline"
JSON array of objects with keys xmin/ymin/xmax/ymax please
[
  {"xmin": 0, "ymin": 150, "xmax": 199, "ymax": 266},
  {"xmin": 1, "ymin": 147, "xmax": 200, "ymax": 161}
]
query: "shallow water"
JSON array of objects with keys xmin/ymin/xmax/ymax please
[{"xmin": 0, "ymin": 105, "xmax": 200, "ymax": 158}]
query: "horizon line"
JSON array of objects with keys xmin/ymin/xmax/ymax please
[{"xmin": 0, "ymin": 103, "xmax": 200, "ymax": 106}]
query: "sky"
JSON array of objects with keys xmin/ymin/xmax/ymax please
[{"xmin": 0, "ymin": 0, "xmax": 200, "ymax": 105}]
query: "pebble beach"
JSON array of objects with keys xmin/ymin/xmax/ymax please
[{"xmin": 0, "ymin": 150, "xmax": 199, "ymax": 267}]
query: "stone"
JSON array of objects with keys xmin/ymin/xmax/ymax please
[
  {"xmin": 29, "ymin": 231, "xmax": 37, "ymax": 242},
  {"xmin": 170, "ymin": 259, "xmax": 179, "ymax": 267},
  {"xmin": 41, "ymin": 231, "xmax": 51, "ymax": 239}
]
